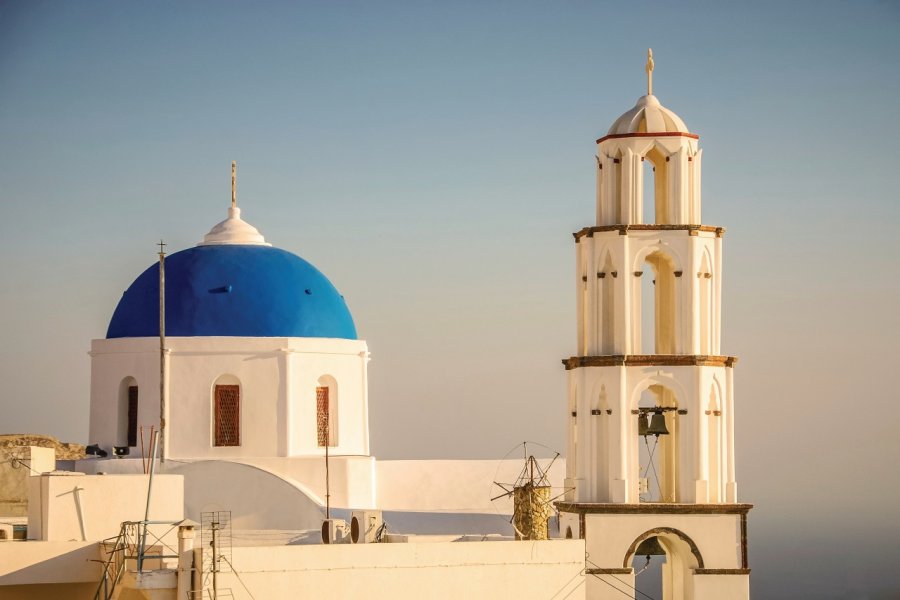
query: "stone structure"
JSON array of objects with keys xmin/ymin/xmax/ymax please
[{"xmin": 557, "ymin": 51, "xmax": 752, "ymax": 600}]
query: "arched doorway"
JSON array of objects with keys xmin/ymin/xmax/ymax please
[{"xmin": 626, "ymin": 528, "xmax": 703, "ymax": 600}]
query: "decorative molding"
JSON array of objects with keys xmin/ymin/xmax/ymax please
[
  {"xmin": 574, "ymin": 224, "xmax": 725, "ymax": 241},
  {"xmin": 562, "ymin": 355, "xmax": 738, "ymax": 370},
  {"xmin": 694, "ymin": 569, "xmax": 751, "ymax": 575},
  {"xmin": 585, "ymin": 568, "xmax": 633, "ymax": 575},
  {"xmin": 555, "ymin": 502, "xmax": 753, "ymax": 516},
  {"xmin": 597, "ymin": 131, "xmax": 700, "ymax": 144}
]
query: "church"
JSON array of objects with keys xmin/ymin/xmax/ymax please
[{"xmin": 0, "ymin": 51, "xmax": 751, "ymax": 600}]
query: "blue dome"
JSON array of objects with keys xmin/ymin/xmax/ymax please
[{"xmin": 107, "ymin": 245, "xmax": 357, "ymax": 339}]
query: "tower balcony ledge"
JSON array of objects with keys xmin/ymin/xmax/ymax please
[
  {"xmin": 573, "ymin": 224, "xmax": 725, "ymax": 241},
  {"xmin": 563, "ymin": 355, "xmax": 737, "ymax": 370},
  {"xmin": 555, "ymin": 502, "xmax": 752, "ymax": 516}
]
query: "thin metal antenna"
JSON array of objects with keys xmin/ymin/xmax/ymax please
[
  {"xmin": 231, "ymin": 161, "xmax": 237, "ymax": 208},
  {"xmin": 325, "ymin": 407, "xmax": 331, "ymax": 520},
  {"xmin": 158, "ymin": 240, "xmax": 166, "ymax": 463}
]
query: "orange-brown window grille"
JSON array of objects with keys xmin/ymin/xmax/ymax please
[
  {"xmin": 316, "ymin": 386, "xmax": 330, "ymax": 447},
  {"xmin": 127, "ymin": 386, "xmax": 139, "ymax": 447},
  {"xmin": 214, "ymin": 385, "xmax": 240, "ymax": 447}
]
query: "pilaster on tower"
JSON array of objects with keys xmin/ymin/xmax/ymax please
[{"xmin": 558, "ymin": 51, "xmax": 751, "ymax": 600}]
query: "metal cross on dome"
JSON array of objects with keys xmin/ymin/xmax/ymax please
[{"xmin": 231, "ymin": 160, "xmax": 237, "ymax": 208}]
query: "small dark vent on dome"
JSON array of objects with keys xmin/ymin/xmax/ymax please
[
  {"xmin": 304, "ymin": 289, "xmax": 312, "ymax": 295},
  {"xmin": 209, "ymin": 285, "xmax": 232, "ymax": 294}
]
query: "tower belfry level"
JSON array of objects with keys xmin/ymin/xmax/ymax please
[{"xmin": 556, "ymin": 52, "xmax": 752, "ymax": 600}]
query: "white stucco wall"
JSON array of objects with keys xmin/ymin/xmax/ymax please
[
  {"xmin": 89, "ymin": 336, "xmax": 370, "ymax": 459},
  {"xmin": 26, "ymin": 473, "xmax": 183, "ymax": 543},
  {"xmin": 0, "ymin": 541, "xmax": 101, "ymax": 585},
  {"xmin": 212, "ymin": 540, "xmax": 586, "ymax": 599},
  {"xmin": 582, "ymin": 512, "xmax": 743, "ymax": 569}
]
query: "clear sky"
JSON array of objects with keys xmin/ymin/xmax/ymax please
[{"xmin": 1, "ymin": 1, "xmax": 899, "ymax": 598}]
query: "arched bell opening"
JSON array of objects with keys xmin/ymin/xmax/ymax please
[
  {"xmin": 614, "ymin": 150, "xmax": 624, "ymax": 224},
  {"xmin": 637, "ymin": 250, "xmax": 678, "ymax": 355},
  {"xmin": 635, "ymin": 384, "xmax": 680, "ymax": 503},
  {"xmin": 626, "ymin": 527, "xmax": 704, "ymax": 600},
  {"xmin": 641, "ymin": 146, "xmax": 670, "ymax": 224}
]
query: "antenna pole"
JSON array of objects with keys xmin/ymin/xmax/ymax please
[
  {"xmin": 138, "ymin": 430, "xmax": 159, "ymax": 573},
  {"xmin": 325, "ymin": 409, "xmax": 331, "ymax": 520},
  {"xmin": 211, "ymin": 519, "xmax": 219, "ymax": 600},
  {"xmin": 158, "ymin": 241, "xmax": 167, "ymax": 463}
]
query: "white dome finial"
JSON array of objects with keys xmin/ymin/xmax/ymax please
[
  {"xmin": 646, "ymin": 48, "xmax": 654, "ymax": 96},
  {"xmin": 231, "ymin": 160, "xmax": 237, "ymax": 208}
]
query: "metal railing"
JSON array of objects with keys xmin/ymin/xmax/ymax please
[{"xmin": 92, "ymin": 520, "xmax": 180, "ymax": 600}]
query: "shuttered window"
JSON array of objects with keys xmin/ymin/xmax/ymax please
[
  {"xmin": 316, "ymin": 386, "xmax": 330, "ymax": 447},
  {"xmin": 214, "ymin": 385, "xmax": 240, "ymax": 447},
  {"xmin": 127, "ymin": 386, "xmax": 139, "ymax": 447}
]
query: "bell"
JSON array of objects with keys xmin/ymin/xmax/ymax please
[
  {"xmin": 637, "ymin": 413, "xmax": 650, "ymax": 437},
  {"xmin": 647, "ymin": 412, "xmax": 670, "ymax": 436},
  {"xmin": 635, "ymin": 536, "xmax": 666, "ymax": 557}
]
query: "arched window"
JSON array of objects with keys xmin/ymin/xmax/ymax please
[
  {"xmin": 638, "ymin": 250, "xmax": 677, "ymax": 354},
  {"xmin": 613, "ymin": 151, "xmax": 624, "ymax": 223},
  {"xmin": 118, "ymin": 377, "xmax": 138, "ymax": 447},
  {"xmin": 213, "ymin": 375, "xmax": 241, "ymax": 447},
  {"xmin": 641, "ymin": 146, "xmax": 670, "ymax": 224},
  {"xmin": 316, "ymin": 376, "xmax": 338, "ymax": 447}
]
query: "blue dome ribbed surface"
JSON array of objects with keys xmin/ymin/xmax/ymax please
[{"xmin": 107, "ymin": 245, "xmax": 357, "ymax": 339}]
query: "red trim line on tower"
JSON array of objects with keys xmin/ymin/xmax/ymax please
[{"xmin": 597, "ymin": 131, "xmax": 700, "ymax": 144}]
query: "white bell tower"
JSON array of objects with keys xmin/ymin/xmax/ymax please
[{"xmin": 557, "ymin": 51, "xmax": 751, "ymax": 600}]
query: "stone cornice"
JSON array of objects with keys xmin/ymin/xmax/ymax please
[
  {"xmin": 596, "ymin": 131, "xmax": 700, "ymax": 144},
  {"xmin": 562, "ymin": 355, "xmax": 738, "ymax": 370},
  {"xmin": 555, "ymin": 502, "xmax": 753, "ymax": 515},
  {"xmin": 694, "ymin": 569, "xmax": 752, "ymax": 575},
  {"xmin": 573, "ymin": 224, "xmax": 725, "ymax": 242}
]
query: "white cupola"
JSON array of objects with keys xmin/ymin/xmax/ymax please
[{"xmin": 595, "ymin": 51, "xmax": 702, "ymax": 226}]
